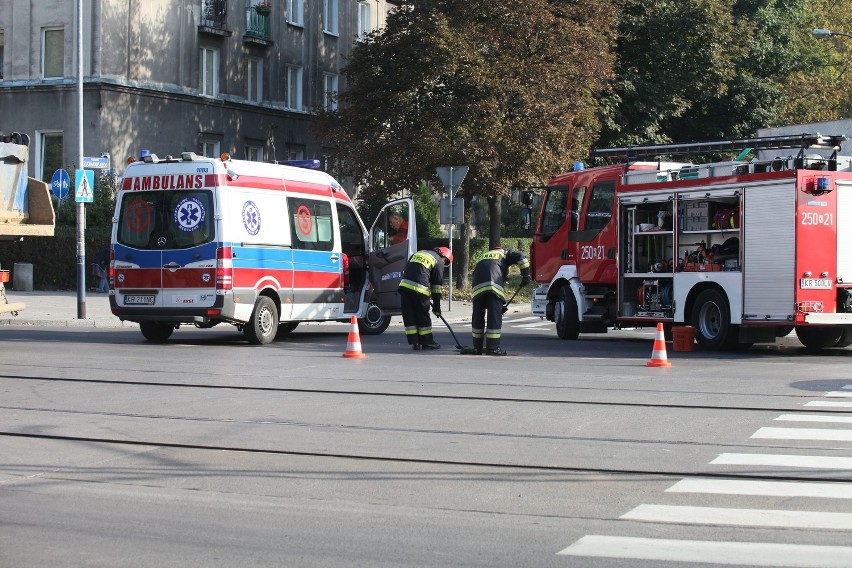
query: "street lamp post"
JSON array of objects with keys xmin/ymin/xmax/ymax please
[{"xmin": 812, "ymin": 28, "xmax": 852, "ymax": 40}]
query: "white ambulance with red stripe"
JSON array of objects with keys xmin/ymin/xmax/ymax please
[{"xmin": 110, "ymin": 151, "xmax": 414, "ymax": 344}]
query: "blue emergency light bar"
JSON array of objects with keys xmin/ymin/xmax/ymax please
[{"xmin": 281, "ymin": 159, "xmax": 321, "ymax": 170}]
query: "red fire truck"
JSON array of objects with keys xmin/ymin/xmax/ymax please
[{"xmin": 526, "ymin": 134, "xmax": 852, "ymax": 350}]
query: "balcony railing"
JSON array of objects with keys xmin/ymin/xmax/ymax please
[
  {"xmin": 245, "ymin": 7, "xmax": 271, "ymax": 41},
  {"xmin": 200, "ymin": 0, "xmax": 229, "ymax": 32}
]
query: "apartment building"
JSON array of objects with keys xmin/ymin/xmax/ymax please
[{"xmin": 0, "ymin": 0, "xmax": 396, "ymax": 191}]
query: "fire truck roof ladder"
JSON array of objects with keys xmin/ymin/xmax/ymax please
[{"xmin": 593, "ymin": 133, "xmax": 845, "ymax": 161}]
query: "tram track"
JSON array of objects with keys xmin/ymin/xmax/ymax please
[
  {"xmin": 1, "ymin": 372, "xmax": 847, "ymax": 414},
  {"xmin": 2, "ymin": 428, "xmax": 850, "ymax": 484}
]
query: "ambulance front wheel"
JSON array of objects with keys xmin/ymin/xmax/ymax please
[
  {"xmin": 140, "ymin": 322, "xmax": 175, "ymax": 343},
  {"xmin": 359, "ymin": 302, "xmax": 390, "ymax": 335},
  {"xmin": 244, "ymin": 296, "xmax": 279, "ymax": 345}
]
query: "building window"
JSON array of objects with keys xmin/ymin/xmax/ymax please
[
  {"xmin": 0, "ymin": 32, "xmax": 5, "ymax": 79},
  {"xmin": 323, "ymin": 0, "xmax": 339, "ymax": 35},
  {"xmin": 199, "ymin": 47, "xmax": 219, "ymax": 97},
  {"xmin": 287, "ymin": 0, "xmax": 304, "ymax": 26},
  {"xmin": 200, "ymin": 139, "xmax": 221, "ymax": 158},
  {"xmin": 38, "ymin": 131, "xmax": 64, "ymax": 182},
  {"xmin": 285, "ymin": 144, "xmax": 305, "ymax": 161},
  {"xmin": 357, "ymin": 2, "xmax": 372, "ymax": 40},
  {"xmin": 248, "ymin": 58, "xmax": 263, "ymax": 103},
  {"xmin": 245, "ymin": 145, "xmax": 264, "ymax": 161},
  {"xmin": 323, "ymin": 73, "xmax": 338, "ymax": 111},
  {"xmin": 285, "ymin": 66, "xmax": 303, "ymax": 111},
  {"xmin": 42, "ymin": 28, "xmax": 64, "ymax": 79}
]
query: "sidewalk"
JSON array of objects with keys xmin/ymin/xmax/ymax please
[{"xmin": 0, "ymin": 290, "xmax": 524, "ymax": 327}]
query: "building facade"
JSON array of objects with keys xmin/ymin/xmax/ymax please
[{"xmin": 0, "ymin": 0, "xmax": 396, "ymax": 192}]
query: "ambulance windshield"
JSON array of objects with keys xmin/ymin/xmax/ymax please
[{"xmin": 116, "ymin": 190, "xmax": 215, "ymax": 250}]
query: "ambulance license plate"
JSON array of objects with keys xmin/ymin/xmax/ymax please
[
  {"xmin": 800, "ymin": 278, "xmax": 832, "ymax": 290},
  {"xmin": 125, "ymin": 294, "xmax": 155, "ymax": 305}
]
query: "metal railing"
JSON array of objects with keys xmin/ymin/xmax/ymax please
[
  {"xmin": 201, "ymin": 0, "xmax": 228, "ymax": 30},
  {"xmin": 245, "ymin": 7, "xmax": 271, "ymax": 39}
]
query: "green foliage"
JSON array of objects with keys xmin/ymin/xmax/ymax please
[
  {"xmin": 0, "ymin": 226, "xmax": 111, "ymax": 290},
  {"xmin": 55, "ymin": 171, "xmax": 118, "ymax": 229},
  {"xmin": 316, "ymin": 0, "xmax": 618, "ymax": 219},
  {"xmin": 413, "ymin": 182, "xmax": 442, "ymax": 239}
]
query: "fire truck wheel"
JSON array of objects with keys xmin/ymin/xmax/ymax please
[
  {"xmin": 275, "ymin": 321, "xmax": 299, "ymax": 340},
  {"xmin": 358, "ymin": 302, "xmax": 390, "ymax": 335},
  {"xmin": 834, "ymin": 326, "xmax": 852, "ymax": 348},
  {"xmin": 244, "ymin": 296, "xmax": 279, "ymax": 345},
  {"xmin": 795, "ymin": 326, "xmax": 844, "ymax": 350},
  {"xmin": 555, "ymin": 285, "xmax": 580, "ymax": 340},
  {"xmin": 139, "ymin": 322, "xmax": 174, "ymax": 343},
  {"xmin": 691, "ymin": 288, "xmax": 736, "ymax": 350}
]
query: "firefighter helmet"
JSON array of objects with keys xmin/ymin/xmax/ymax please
[{"xmin": 434, "ymin": 246, "xmax": 454, "ymax": 265}]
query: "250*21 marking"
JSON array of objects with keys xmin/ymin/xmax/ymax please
[{"xmin": 801, "ymin": 212, "xmax": 833, "ymax": 226}]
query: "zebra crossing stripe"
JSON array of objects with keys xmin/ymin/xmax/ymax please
[
  {"xmin": 776, "ymin": 414, "xmax": 852, "ymax": 424},
  {"xmin": 557, "ymin": 535, "xmax": 852, "ymax": 567},
  {"xmin": 666, "ymin": 478, "xmax": 852, "ymax": 499},
  {"xmin": 621, "ymin": 504, "xmax": 852, "ymax": 530},
  {"xmin": 806, "ymin": 401, "xmax": 852, "ymax": 408},
  {"xmin": 825, "ymin": 391, "xmax": 852, "ymax": 398},
  {"xmin": 711, "ymin": 453, "xmax": 852, "ymax": 469},
  {"xmin": 752, "ymin": 427, "xmax": 852, "ymax": 442}
]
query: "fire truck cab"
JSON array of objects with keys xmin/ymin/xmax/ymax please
[{"xmin": 529, "ymin": 134, "xmax": 852, "ymax": 350}]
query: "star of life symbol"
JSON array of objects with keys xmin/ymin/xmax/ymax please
[
  {"xmin": 242, "ymin": 201, "xmax": 261, "ymax": 235},
  {"xmin": 174, "ymin": 197, "xmax": 206, "ymax": 232}
]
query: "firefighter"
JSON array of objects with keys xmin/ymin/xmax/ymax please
[
  {"xmin": 398, "ymin": 246, "xmax": 453, "ymax": 350},
  {"xmin": 470, "ymin": 246, "xmax": 531, "ymax": 355}
]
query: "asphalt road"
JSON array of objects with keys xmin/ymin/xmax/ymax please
[{"xmin": 1, "ymin": 319, "xmax": 851, "ymax": 567}]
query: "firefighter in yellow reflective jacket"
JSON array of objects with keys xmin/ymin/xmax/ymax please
[
  {"xmin": 398, "ymin": 247, "xmax": 453, "ymax": 350},
  {"xmin": 470, "ymin": 247, "xmax": 530, "ymax": 355}
]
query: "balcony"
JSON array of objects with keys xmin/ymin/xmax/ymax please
[
  {"xmin": 244, "ymin": 7, "xmax": 273, "ymax": 46},
  {"xmin": 199, "ymin": 0, "xmax": 233, "ymax": 37}
]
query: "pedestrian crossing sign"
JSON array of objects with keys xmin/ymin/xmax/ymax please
[{"xmin": 75, "ymin": 169, "xmax": 94, "ymax": 203}]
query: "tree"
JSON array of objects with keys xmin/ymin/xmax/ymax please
[
  {"xmin": 597, "ymin": 0, "xmax": 824, "ymax": 148},
  {"xmin": 316, "ymin": 0, "xmax": 618, "ymax": 255}
]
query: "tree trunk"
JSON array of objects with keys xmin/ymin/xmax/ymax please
[{"xmin": 487, "ymin": 195, "xmax": 502, "ymax": 248}]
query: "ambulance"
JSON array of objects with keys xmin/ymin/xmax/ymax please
[{"xmin": 109, "ymin": 151, "xmax": 414, "ymax": 344}]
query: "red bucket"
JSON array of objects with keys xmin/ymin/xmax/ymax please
[{"xmin": 672, "ymin": 326, "xmax": 695, "ymax": 352}]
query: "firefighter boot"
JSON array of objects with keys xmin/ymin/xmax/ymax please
[
  {"xmin": 472, "ymin": 337, "xmax": 484, "ymax": 355},
  {"xmin": 485, "ymin": 338, "xmax": 506, "ymax": 356},
  {"xmin": 419, "ymin": 333, "xmax": 441, "ymax": 350}
]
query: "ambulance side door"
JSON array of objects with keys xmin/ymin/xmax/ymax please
[{"xmin": 367, "ymin": 198, "xmax": 417, "ymax": 314}]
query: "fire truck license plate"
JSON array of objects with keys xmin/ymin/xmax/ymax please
[
  {"xmin": 124, "ymin": 295, "xmax": 155, "ymax": 305},
  {"xmin": 800, "ymin": 278, "xmax": 832, "ymax": 289}
]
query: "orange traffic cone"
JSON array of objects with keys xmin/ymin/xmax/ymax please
[
  {"xmin": 646, "ymin": 322, "xmax": 672, "ymax": 367},
  {"xmin": 342, "ymin": 315, "xmax": 367, "ymax": 359}
]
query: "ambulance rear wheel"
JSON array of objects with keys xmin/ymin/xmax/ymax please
[
  {"xmin": 359, "ymin": 302, "xmax": 390, "ymax": 335},
  {"xmin": 140, "ymin": 322, "xmax": 174, "ymax": 343},
  {"xmin": 692, "ymin": 288, "xmax": 736, "ymax": 350},
  {"xmin": 795, "ymin": 326, "xmax": 843, "ymax": 349},
  {"xmin": 555, "ymin": 285, "xmax": 580, "ymax": 340},
  {"xmin": 244, "ymin": 296, "xmax": 278, "ymax": 345}
]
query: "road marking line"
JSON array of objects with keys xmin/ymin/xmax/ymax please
[
  {"xmin": 825, "ymin": 391, "xmax": 852, "ymax": 398},
  {"xmin": 776, "ymin": 414, "xmax": 852, "ymax": 424},
  {"xmin": 842, "ymin": 385, "xmax": 852, "ymax": 390},
  {"xmin": 805, "ymin": 401, "xmax": 852, "ymax": 408},
  {"xmin": 506, "ymin": 316, "xmax": 541, "ymax": 323},
  {"xmin": 512, "ymin": 322, "xmax": 553, "ymax": 329},
  {"xmin": 752, "ymin": 427, "xmax": 852, "ymax": 442},
  {"xmin": 711, "ymin": 453, "xmax": 852, "ymax": 469},
  {"xmin": 621, "ymin": 504, "xmax": 852, "ymax": 530},
  {"xmin": 557, "ymin": 535, "xmax": 852, "ymax": 567},
  {"xmin": 666, "ymin": 478, "xmax": 852, "ymax": 499}
]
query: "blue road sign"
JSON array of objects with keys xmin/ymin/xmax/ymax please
[
  {"xmin": 51, "ymin": 169, "xmax": 71, "ymax": 200},
  {"xmin": 75, "ymin": 169, "xmax": 94, "ymax": 203}
]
